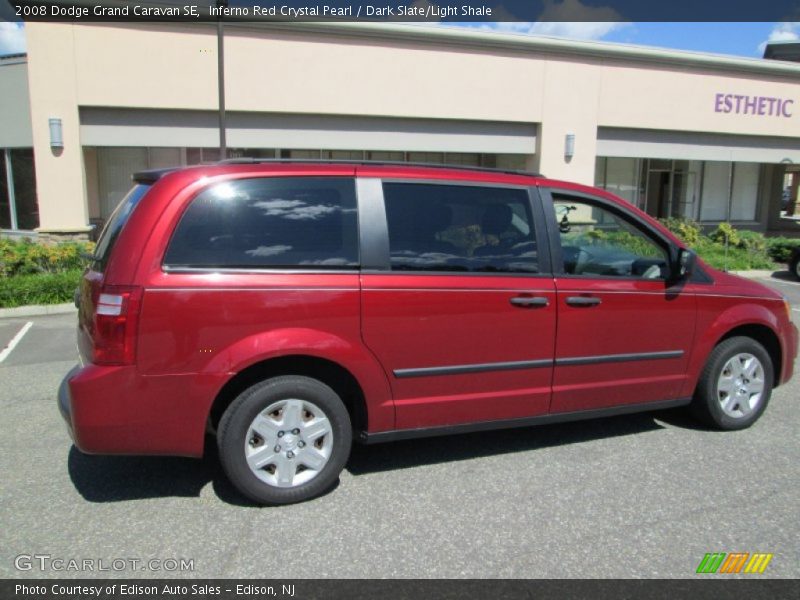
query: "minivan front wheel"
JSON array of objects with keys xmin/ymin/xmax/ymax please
[
  {"xmin": 218, "ymin": 375, "xmax": 352, "ymax": 505},
  {"xmin": 691, "ymin": 336, "xmax": 773, "ymax": 430}
]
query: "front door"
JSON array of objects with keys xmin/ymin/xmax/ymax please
[
  {"xmin": 546, "ymin": 190, "xmax": 697, "ymax": 413},
  {"xmin": 360, "ymin": 179, "xmax": 557, "ymax": 430}
]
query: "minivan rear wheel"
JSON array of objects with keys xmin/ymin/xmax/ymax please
[
  {"xmin": 691, "ymin": 336, "xmax": 773, "ymax": 430},
  {"xmin": 217, "ymin": 375, "xmax": 352, "ymax": 505}
]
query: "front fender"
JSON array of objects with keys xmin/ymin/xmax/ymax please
[
  {"xmin": 201, "ymin": 327, "xmax": 394, "ymax": 432},
  {"xmin": 681, "ymin": 301, "xmax": 782, "ymax": 398}
]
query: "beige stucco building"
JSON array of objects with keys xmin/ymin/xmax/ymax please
[{"xmin": 1, "ymin": 21, "xmax": 799, "ymax": 238}]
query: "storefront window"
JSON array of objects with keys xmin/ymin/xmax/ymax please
[
  {"xmin": 0, "ymin": 148, "xmax": 39, "ymax": 231},
  {"xmin": 407, "ymin": 152, "xmax": 445, "ymax": 164},
  {"xmin": 186, "ymin": 147, "xmax": 224, "ymax": 164},
  {"xmin": 605, "ymin": 157, "xmax": 639, "ymax": 205},
  {"xmin": 731, "ymin": 163, "xmax": 760, "ymax": 221},
  {"xmin": 670, "ymin": 160, "xmax": 701, "ymax": 220},
  {"xmin": 700, "ymin": 162, "xmax": 731, "ymax": 221},
  {"xmin": 594, "ymin": 157, "xmax": 643, "ymax": 208},
  {"xmin": 0, "ymin": 151, "xmax": 10, "ymax": 229},
  {"xmin": 597, "ymin": 157, "xmax": 760, "ymax": 223},
  {"xmin": 494, "ymin": 154, "xmax": 527, "ymax": 170},
  {"xmin": 10, "ymin": 149, "xmax": 38, "ymax": 230},
  {"xmin": 367, "ymin": 151, "xmax": 404, "ymax": 162},
  {"xmin": 97, "ymin": 148, "xmax": 148, "ymax": 219},
  {"xmin": 321, "ymin": 150, "xmax": 365, "ymax": 160},
  {"xmin": 148, "ymin": 147, "xmax": 181, "ymax": 169},
  {"xmin": 444, "ymin": 152, "xmax": 480, "ymax": 166},
  {"xmin": 280, "ymin": 149, "xmax": 321, "ymax": 159}
]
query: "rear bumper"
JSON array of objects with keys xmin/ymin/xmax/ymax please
[
  {"xmin": 57, "ymin": 364, "xmax": 81, "ymax": 442},
  {"xmin": 56, "ymin": 363, "xmax": 215, "ymax": 457}
]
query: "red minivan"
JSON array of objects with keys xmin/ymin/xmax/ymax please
[{"xmin": 59, "ymin": 161, "xmax": 798, "ymax": 505}]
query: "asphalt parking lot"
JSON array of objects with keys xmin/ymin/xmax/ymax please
[{"xmin": 1, "ymin": 272, "xmax": 799, "ymax": 579}]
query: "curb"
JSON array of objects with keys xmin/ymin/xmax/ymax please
[
  {"xmin": 0, "ymin": 303, "xmax": 77, "ymax": 319},
  {"xmin": 730, "ymin": 270, "xmax": 779, "ymax": 279}
]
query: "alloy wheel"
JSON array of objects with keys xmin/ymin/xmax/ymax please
[
  {"xmin": 244, "ymin": 399, "xmax": 334, "ymax": 488},
  {"xmin": 716, "ymin": 353, "xmax": 765, "ymax": 419}
]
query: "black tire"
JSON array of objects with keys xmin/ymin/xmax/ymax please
[
  {"xmin": 217, "ymin": 375, "xmax": 352, "ymax": 505},
  {"xmin": 690, "ymin": 336, "xmax": 773, "ymax": 430},
  {"xmin": 790, "ymin": 251, "xmax": 800, "ymax": 282}
]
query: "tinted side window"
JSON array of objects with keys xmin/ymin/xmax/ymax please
[
  {"xmin": 553, "ymin": 195, "xmax": 668, "ymax": 279},
  {"xmin": 92, "ymin": 184, "xmax": 151, "ymax": 272},
  {"xmin": 382, "ymin": 183, "xmax": 538, "ymax": 273},
  {"xmin": 164, "ymin": 177, "xmax": 358, "ymax": 269}
]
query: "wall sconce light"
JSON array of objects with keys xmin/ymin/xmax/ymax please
[
  {"xmin": 564, "ymin": 133, "xmax": 575, "ymax": 159},
  {"xmin": 49, "ymin": 118, "xmax": 63, "ymax": 149}
]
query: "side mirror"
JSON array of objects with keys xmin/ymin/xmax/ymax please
[{"xmin": 676, "ymin": 248, "xmax": 696, "ymax": 279}]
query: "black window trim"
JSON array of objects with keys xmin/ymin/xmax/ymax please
[
  {"xmin": 539, "ymin": 186, "xmax": 679, "ymax": 282},
  {"xmin": 359, "ymin": 177, "xmax": 553, "ymax": 277},
  {"xmin": 160, "ymin": 175, "xmax": 361, "ymax": 274}
]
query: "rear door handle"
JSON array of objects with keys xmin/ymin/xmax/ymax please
[
  {"xmin": 565, "ymin": 296, "xmax": 602, "ymax": 307},
  {"xmin": 510, "ymin": 296, "xmax": 549, "ymax": 308}
]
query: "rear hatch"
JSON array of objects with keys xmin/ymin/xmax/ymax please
[{"xmin": 77, "ymin": 184, "xmax": 151, "ymax": 366}]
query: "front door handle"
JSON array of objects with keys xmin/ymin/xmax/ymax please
[
  {"xmin": 565, "ymin": 296, "xmax": 602, "ymax": 307},
  {"xmin": 510, "ymin": 296, "xmax": 549, "ymax": 308}
]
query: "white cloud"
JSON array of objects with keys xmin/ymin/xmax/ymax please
[
  {"xmin": 245, "ymin": 244, "xmax": 293, "ymax": 258},
  {"xmin": 479, "ymin": 0, "xmax": 627, "ymax": 40},
  {"xmin": 0, "ymin": 22, "xmax": 26, "ymax": 56},
  {"xmin": 477, "ymin": 21, "xmax": 626, "ymax": 40},
  {"xmin": 528, "ymin": 21, "xmax": 626, "ymax": 40},
  {"xmin": 758, "ymin": 22, "xmax": 800, "ymax": 54},
  {"xmin": 415, "ymin": 0, "xmax": 629, "ymax": 42}
]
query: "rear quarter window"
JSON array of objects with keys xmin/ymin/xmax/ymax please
[
  {"xmin": 92, "ymin": 184, "xmax": 151, "ymax": 272},
  {"xmin": 163, "ymin": 177, "xmax": 359, "ymax": 269}
]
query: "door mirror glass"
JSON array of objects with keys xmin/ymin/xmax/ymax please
[{"xmin": 677, "ymin": 248, "xmax": 697, "ymax": 279}]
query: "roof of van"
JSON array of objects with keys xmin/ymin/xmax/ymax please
[{"xmin": 132, "ymin": 159, "xmax": 543, "ymax": 184}]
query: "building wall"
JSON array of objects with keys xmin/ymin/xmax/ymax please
[
  {"xmin": 26, "ymin": 24, "xmax": 87, "ymax": 232},
  {"xmin": 23, "ymin": 21, "xmax": 800, "ymax": 233}
]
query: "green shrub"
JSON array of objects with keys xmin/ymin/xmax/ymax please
[
  {"xmin": 765, "ymin": 237, "xmax": 800, "ymax": 263},
  {"xmin": 735, "ymin": 230, "xmax": 767, "ymax": 254},
  {"xmin": 693, "ymin": 238, "xmax": 775, "ymax": 271},
  {"xmin": 0, "ymin": 238, "xmax": 94, "ymax": 278},
  {"xmin": 657, "ymin": 219, "xmax": 777, "ymax": 270},
  {"xmin": 708, "ymin": 222, "xmax": 741, "ymax": 247},
  {"xmin": 658, "ymin": 217, "xmax": 702, "ymax": 246},
  {"xmin": 0, "ymin": 269, "xmax": 83, "ymax": 308}
]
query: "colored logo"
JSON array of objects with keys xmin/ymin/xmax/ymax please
[{"xmin": 696, "ymin": 552, "xmax": 773, "ymax": 574}]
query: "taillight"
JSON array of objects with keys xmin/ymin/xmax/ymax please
[{"xmin": 91, "ymin": 285, "xmax": 143, "ymax": 365}]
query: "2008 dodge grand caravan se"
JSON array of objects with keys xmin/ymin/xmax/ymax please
[{"xmin": 59, "ymin": 161, "xmax": 798, "ymax": 505}]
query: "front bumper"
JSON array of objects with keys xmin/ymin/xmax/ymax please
[{"xmin": 784, "ymin": 321, "xmax": 799, "ymax": 385}]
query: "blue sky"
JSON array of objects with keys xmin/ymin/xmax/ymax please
[
  {"xmin": 437, "ymin": 22, "xmax": 800, "ymax": 57},
  {"xmin": 1, "ymin": 21, "xmax": 799, "ymax": 58}
]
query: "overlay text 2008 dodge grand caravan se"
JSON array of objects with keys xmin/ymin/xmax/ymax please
[{"xmin": 59, "ymin": 161, "xmax": 798, "ymax": 505}]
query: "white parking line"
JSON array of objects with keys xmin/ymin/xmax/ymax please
[{"xmin": 0, "ymin": 321, "xmax": 33, "ymax": 364}]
